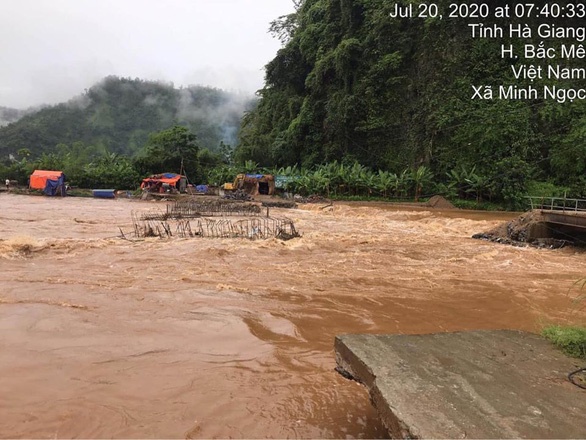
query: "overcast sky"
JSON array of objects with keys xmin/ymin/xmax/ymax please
[{"xmin": 0, "ymin": 0, "xmax": 296, "ymax": 109}]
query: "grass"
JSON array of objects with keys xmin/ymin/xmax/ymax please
[{"xmin": 542, "ymin": 325, "xmax": 586, "ymax": 360}]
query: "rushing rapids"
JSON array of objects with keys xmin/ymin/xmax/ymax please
[{"xmin": 1, "ymin": 194, "xmax": 585, "ymax": 438}]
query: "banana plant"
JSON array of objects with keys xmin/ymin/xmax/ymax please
[
  {"xmin": 410, "ymin": 165, "xmax": 433, "ymax": 202},
  {"xmin": 447, "ymin": 165, "xmax": 476, "ymax": 199},
  {"xmin": 375, "ymin": 170, "xmax": 394, "ymax": 198},
  {"xmin": 312, "ymin": 167, "xmax": 332, "ymax": 196},
  {"xmin": 394, "ymin": 169, "xmax": 410, "ymax": 198},
  {"xmin": 344, "ymin": 162, "xmax": 369, "ymax": 196},
  {"xmin": 465, "ymin": 172, "xmax": 490, "ymax": 203},
  {"xmin": 242, "ymin": 160, "xmax": 260, "ymax": 174}
]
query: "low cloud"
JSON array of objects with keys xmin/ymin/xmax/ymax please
[{"xmin": 0, "ymin": 0, "xmax": 294, "ymax": 109}]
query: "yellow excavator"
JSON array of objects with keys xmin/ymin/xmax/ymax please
[
  {"xmin": 223, "ymin": 174, "xmax": 275, "ymax": 196},
  {"xmin": 223, "ymin": 174, "xmax": 246, "ymax": 191}
]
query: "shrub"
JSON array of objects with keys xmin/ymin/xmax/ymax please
[{"xmin": 526, "ymin": 181, "xmax": 570, "ymax": 198}]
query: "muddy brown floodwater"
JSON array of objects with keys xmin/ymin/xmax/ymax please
[{"xmin": 1, "ymin": 194, "xmax": 585, "ymax": 438}]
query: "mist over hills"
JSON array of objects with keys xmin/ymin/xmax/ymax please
[
  {"xmin": 0, "ymin": 76, "xmax": 256, "ymax": 159},
  {"xmin": 0, "ymin": 106, "xmax": 29, "ymax": 128}
]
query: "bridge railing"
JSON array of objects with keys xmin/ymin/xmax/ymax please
[{"xmin": 526, "ymin": 196, "xmax": 586, "ymax": 212}]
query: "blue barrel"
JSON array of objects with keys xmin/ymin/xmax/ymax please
[{"xmin": 92, "ymin": 189, "xmax": 116, "ymax": 199}]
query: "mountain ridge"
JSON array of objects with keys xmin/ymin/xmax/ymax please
[{"xmin": 0, "ymin": 75, "xmax": 256, "ymax": 159}]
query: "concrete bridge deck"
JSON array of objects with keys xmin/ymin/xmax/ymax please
[
  {"xmin": 335, "ymin": 330, "xmax": 586, "ymax": 439},
  {"xmin": 526, "ymin": 210, "xmax": 586, "ymax": 242},
  {"xmin": 521, "ymin": 197, "xmax": 586, "ymax": 241},
  {"xmin": 541, "ymin": 210, "xmax": 586, "ymax": 228}
]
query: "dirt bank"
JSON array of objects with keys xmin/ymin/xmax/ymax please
[{"xmin": 473, "ymin": 211, "xmax": 572, "ymax": 249}]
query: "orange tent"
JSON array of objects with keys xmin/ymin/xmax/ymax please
[
  {"xmin": 141, "ymin": 173, "xmax": 187, "ymax": 192},
  {"xmin": 30, "ymin": 170, "xmax": 65, "ymax": 191}
]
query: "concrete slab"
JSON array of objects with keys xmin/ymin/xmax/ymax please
[{"xmin": 335, "ymin": 330, "xmax": 586, "ymax": 439}]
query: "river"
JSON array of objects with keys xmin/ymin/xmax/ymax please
[{"xmin": 1, "ymin": 194, "xmax": 584, "ymax": 438}]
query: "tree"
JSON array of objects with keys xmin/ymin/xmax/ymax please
[
  {"xmin": 82, "ymin": 153, "xmax": 140, "ymax": 189},
  {"xmin": 17, "ymin": 148, "xmax": 31, "ymax": 160},
  {"xmin": 138, "ymin": 125, "xmax": 201, "ymax": 180}
]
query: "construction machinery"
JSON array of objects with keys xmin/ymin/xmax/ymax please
[{"xmin": 223, "ymin": 174, "xmax": 275, "ymax": 196}]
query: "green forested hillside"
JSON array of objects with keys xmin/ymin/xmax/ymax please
[
  {"xmin": 237, "ymin": 0, "xmax": 586, "ymax": 198},
  {"xmin": 0, "ymin": 76, "xmax": 254, "ymax": 159}
]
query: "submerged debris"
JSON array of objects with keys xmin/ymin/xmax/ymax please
[
  {"xmin": 222, "ymin": 190, "xmax": 253, "ymax": 201},
  {"xmin": 126, "ymin": 199, "xmax": 300, "ymax": 240},
  {"xmin": 167, "ymin": 199, "xmax": 261, "ymax": 218}
]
